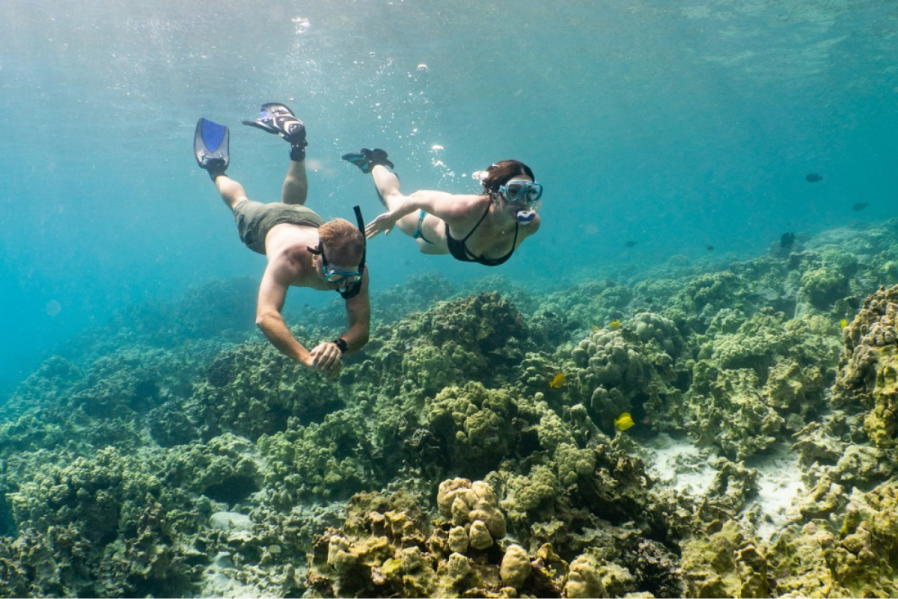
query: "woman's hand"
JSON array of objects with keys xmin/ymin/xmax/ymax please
[{"xmin": 365, "ymin": 211, "xmax": 399, "ymax": 238}]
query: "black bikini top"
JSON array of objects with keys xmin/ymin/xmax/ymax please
[{"xmin": 445, "ymin": 204, "xmax": 518, "ymax": 267}]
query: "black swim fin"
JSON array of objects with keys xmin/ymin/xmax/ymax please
[
  {"xmin": 243, "ymin": 102, "xmax": 307, "ymax": 160},
  {"xmin": 194, "ymin": 118, "xmax": 229, "ymax": 180},
  {"xmin": 341, "ymin": 148, "xmax": 394, "ymax": 174}
]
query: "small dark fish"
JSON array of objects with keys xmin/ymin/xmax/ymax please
[
  {"xmin": 781, "ymin": 232, "xmax": 796, "ymax": 248},
  {"xmin": 623, "ymin": 240, "xmax": 637, "ymax": 248},
  {"xmin": 805, "ymin": 173, "xmax": 823, "ymax": 183},
  {"xmin": 852, "ymin": 202, "xmax": 869, "ymax": 212},
  {"xmin": 705, "ymin": 244, "xmax": 714, "ymax": 251}
]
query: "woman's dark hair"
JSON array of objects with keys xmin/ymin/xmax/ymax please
[{"xmin": 480, "ymin": 160, "xmax": 536, "ymax": 194}]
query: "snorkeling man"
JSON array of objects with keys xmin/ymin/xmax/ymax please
[{"xmin": 194, "ymin": 103, "xmax": 370, "ymax": 377}]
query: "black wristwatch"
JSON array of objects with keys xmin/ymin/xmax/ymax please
[{"xmin": 333, "ymin": 338, "xmax": 348, "ymax": 354}]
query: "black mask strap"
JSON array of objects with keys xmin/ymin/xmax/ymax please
[{"xmin": 339, "ymin": 206, "xmax": 366, "ymax": 299}]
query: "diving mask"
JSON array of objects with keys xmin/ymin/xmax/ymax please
[
  {"xmin": 321, "ymin": 264, "xmax": 363, "ymax": 286},
  {"xmin": 309, "ymin": 244, "xmax": 363, "ymax": 287},
  {"xmin": 499, "ymin": 179, "xmax": 543, "ymax": 204}
]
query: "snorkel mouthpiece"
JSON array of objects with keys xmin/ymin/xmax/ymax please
[{"xmin": 516, "ymin": 209, "xmax": 537, "ymax": 224}]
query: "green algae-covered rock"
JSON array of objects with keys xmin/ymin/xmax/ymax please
[
  {"xmin": 423, "ymin": 383, "xmax": 518, "ymax": 477},
  {"xmin": 801, "ymin": 266, "xmax": 852, "ymax": 311},
  {"xmin": 500, "ymin": 465, "xmax": 560, "ymax": 531},
  {"xmin": 162, "ymin": 433, "xmax": 261, "ymax": 504},
  {"xmin": 680, "ymin": 520, "xmax": 768, "ymax": 598},
  {"xmin": 373, "ymin": 292, "xmax": 530, "ymax": 400},
  {"xmin": 569, "ymin": 313, "xmax": 686, "ymax": 433},
  {"xmin": 193, "ymin": 339, "xmax": 346, "ymax": 441},
  {"xmin": 258, "ymin": 409, "xmax": 378, "ymax": 504},
  {"xmin": 4, "ymin": 446, "xmax": 202, "ymax": 598},
  {"xmin": 688, "ymin": 309, "xmax": 841, "ymax": 458},
  {"xmin": 769, "ymin": 477, "xmax": 898, "ymax": 599},
  {"xmin": 832, "ymin": 284, "xmax": 898, "ymax": 447}
]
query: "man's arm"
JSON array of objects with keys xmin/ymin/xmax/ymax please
[
  {"xmin": 255, "ymin": 262, "xmax": 315, "ymax": 368},
  {"xmin": 307, "ymin": 269, "xmax": 371, "ymax": 375},
  {"xmin": 339, "ymin": 269, "xmax": 371, "ymax": 353}
]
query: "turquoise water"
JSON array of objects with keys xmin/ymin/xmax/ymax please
[{"xmin": 1, "ymin": 0, "xmax": 896, "ymax": 396}]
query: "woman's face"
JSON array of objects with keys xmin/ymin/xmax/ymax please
[{"xmin": 495, "ymin": 175, "xmax": 542, "ymax": 224}]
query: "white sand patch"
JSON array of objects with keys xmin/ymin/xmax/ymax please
[
  {"xmin": 746, "ymin": 442, "xmax": 804, "ymax": 541},
  {"xmin": 641, "ymin": 433, "xmax": 718, "ymax": 495},
  {"xmin": 197, "ymin": 552, "xmax": 277, "ymax": 598},
  {"xmin": 640, "ymin": 435, "xmax": 805, "ymax": 541}
]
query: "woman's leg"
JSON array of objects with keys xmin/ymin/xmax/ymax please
[
  {"xmin": 281, "ymin": 160, "xmax": 308, "ymax": 205},
  {"xmin": 371, "ymin": 165, "xmax": 422, "ymax": 237}
]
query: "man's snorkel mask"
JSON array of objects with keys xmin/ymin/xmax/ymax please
[
  {"xmin": 474, "ymin": 170, "xmax": 543, "ymax": 225},
  {"xmin": 307, "ymin": 206, "xmax": 367, "ymax": 299}
]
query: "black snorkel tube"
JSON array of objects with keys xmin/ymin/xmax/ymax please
[{"xmin": 339, "ymin": 205, "xmax": 366, "ymax": 299}]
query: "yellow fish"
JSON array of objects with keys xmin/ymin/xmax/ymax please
[
  {"xmin": 839, "ymin": 318, "xmax": 848, "ymax": 329},
  {"xmin": 592, "ymin": 325, "xmax": 600, "ymax": 331},
  {"xmin": 549, "ymin": 373, "xmax": 566, "ymax": 388},
  {"xmin": 609, "ymin": 320, "xmax": 622, "ymax": 331},
  {"xmin": 614, "ymin": 412, "xmax": 635, "ymax": 431}
]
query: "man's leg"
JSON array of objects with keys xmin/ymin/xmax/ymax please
[
  {"xmin": 214, "ymin": 175, "xmax": 250, "ymax": 213},
  {"xmin": 281, "ymin": 160, "xmax": 308, "ymax": 205},
  {"xmin": 242, "ymin": 103, "xmax": 308, "ymax": 205}
]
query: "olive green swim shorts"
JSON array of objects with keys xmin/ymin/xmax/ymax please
[{"xmin": 233, "ymin": 199, "xmax": 325, "ymax": 255}]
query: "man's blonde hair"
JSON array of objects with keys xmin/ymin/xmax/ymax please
[{"xmin": 319, "ymin": 218, "xmax": 365, "ymax": 265}]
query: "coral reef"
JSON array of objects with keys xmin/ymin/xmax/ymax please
[
  {"xmin": 766, "ymin": 479, "xmax": 898, "ymax": 597},
  {"xmin": 687, "ymin": 309, "xmax": 841, "ymax": 459},
  {"xmin": 308, "ymin": 481, "xmax": 624, "ymax": 598},
  {"xmin": 568, "ymin": 312, "xmax": 687, "ymax": 433},
  {"xmin": 194, "ymin": 340, "xmax": 348, "ymax": 441},
  {"xmin": 2, "ymin": 219, "xmax": 898, "ymax": 597},
  {"xmin": 2, "ymin": 447, "xmax": 205, "ymax": 597},
  {"xmin": 832, "ymin": 284, "xmax": 898, "ymax": 447}
]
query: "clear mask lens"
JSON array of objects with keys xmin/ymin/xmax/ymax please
[
  {"xmin": 502, "ymin": 181, "xmax": 543, "ymax": 203},
  {"xmin": 325, "ymin": 271, "xmax": 362, "ymax": 285}
]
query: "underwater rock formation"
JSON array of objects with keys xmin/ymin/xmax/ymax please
[
  {"xmin": 307, "ymin": 480, "xmax": 621, "ymax": 598},
  {"xmin": 833, "ymin": 284, "xmax": 898, "ymax": 447},
  {"xmin": 569, "ymin": 312, "xmax": 687, "ymax": 433},
  {"xmin": 1, "ymin": 447, "xmax": 204, "ymax": 597},
  {"xmin": 194, "ymin": 340, "xmax": 348, "ymax": 441},
  {"xmin": 688, "ymin": 309, "xmax": 841, "ymax": 459}
]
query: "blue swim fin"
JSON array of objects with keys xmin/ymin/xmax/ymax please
[{"xmin": 194, "ymin": 118, "xmax": 229, "ymax": 179}]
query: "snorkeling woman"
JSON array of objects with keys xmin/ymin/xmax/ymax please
[{"xmin": 343, "ymin": 148, "xmax": 541, "ymax": 266}]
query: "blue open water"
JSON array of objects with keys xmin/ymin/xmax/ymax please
[{"xmin": 1, "ymin": 0, "xmax": 896, "ymax": 397}]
